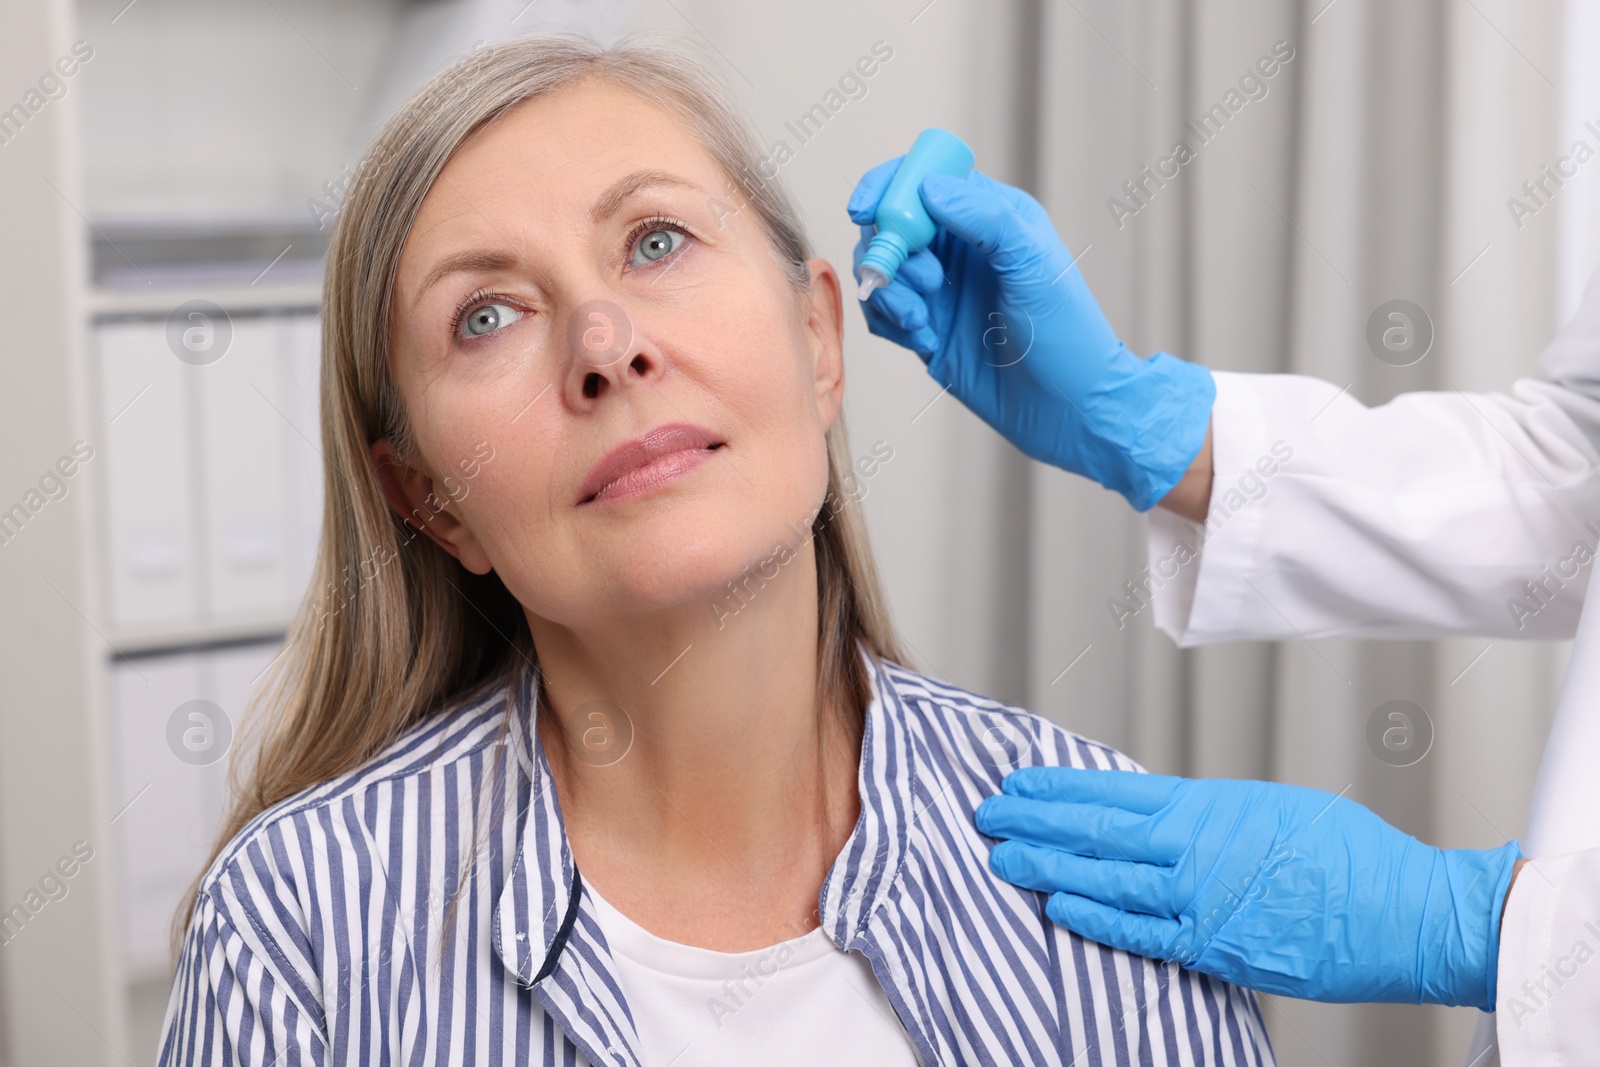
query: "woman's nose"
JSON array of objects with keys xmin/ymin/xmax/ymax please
[{"xmin": 561, "ymin": 297, "xmax": 664, "ymax": 402}]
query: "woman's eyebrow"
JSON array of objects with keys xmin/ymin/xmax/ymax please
[
  {"xmin": 416, "ymin": 249, "xmax": 522, "ymax": 306},
  {"xmin": 590, "ymin": 169, "xmax": 703, "ymax": 223}
]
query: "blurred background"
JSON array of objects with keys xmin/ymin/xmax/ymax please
[{"xmin": 0, "ymin": 0, "xmax": 1592, "ymax": 1063}]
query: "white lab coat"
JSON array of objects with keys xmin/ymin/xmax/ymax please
[{"xmin": 1144, "ymin": 266, "xmax": 1600, "ymax": 1065}]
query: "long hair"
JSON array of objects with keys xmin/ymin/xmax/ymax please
[{"xmin": 174, "ymin": 31, "xmax": 910, "ymax": 958}]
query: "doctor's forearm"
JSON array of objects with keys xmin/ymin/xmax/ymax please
[
  {"xmin": 1157, "ymin": 423, "xmax": 1213, "ymax": 523},
  {"xmin": 1147, "ymin": 371, "xmax": 1600, "ymax": 645}
]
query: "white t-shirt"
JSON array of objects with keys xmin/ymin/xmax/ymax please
[{"xmin": 585, "ymin": 882, "xmax": 921, "ymax": 1066}]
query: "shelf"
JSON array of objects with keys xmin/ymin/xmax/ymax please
[
  {"xmin": 89, "ymin": 284, "xmax": 321, "ymax": 320},
  {"xmin": 86, "ymin": 209, "xmax": 329, "ymax": 319},
  {"xmin": 110, "ymin": 618, "xmax": 291, "ymax": 658}
]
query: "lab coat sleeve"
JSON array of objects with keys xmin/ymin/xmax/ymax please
[
  {"xmin": 1494, "ymin": 848, "xmax": 1600, "ymax": 1065},
  {"xmin": 158, "ymin": 883, "xmax": 328, "ymax": 1066},
  {"xmin": 1148, "ymin": 268, "xmax": 1600, "ymax": 645}
]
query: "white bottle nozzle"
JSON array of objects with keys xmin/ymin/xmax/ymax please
[{"xmin": 856, "ymin": 266, "xmax": 890, "ymax": 301}]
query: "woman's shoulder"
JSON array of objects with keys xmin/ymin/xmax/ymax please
[
  {"xmin": 872, "ymin": 655, "xmax": 1145, "ymax": 783},
  {"xmin": 196, "ymin": 676, "xmax": 519, "ymax": 899}
]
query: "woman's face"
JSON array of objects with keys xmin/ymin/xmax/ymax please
[{"xmin": 381, "ymin": 78, "xmax": 846, "ymax": 634}]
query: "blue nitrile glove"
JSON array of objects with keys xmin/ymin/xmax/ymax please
[
  {"xmin": 847, "ymin": 159, "xmax": 1215, "ymax": 511},
  {"xmin": 974, "ymin": 768, "xmax": 1522, "ymax": 1009}
]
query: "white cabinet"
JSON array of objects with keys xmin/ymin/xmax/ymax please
[
  {"xmin": 95, "ymin": 311, "xmax": 323, "ymax": 645},
  {"xmin": 95, "ymin": 304, "xmax": 320, "ymax": 976}
]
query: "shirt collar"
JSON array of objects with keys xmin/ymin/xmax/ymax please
[
  {"xmin": 490, "ymin": 639, "xmax": 917, "ymax": 1053},
  {"xmin": 492, "ymin": 665, "xmax": 577, "ymax": 984},
  {"xmin": 492, "ymin": 666, "xmax": 640, "ymax": 1065},
  {"xmin": 818, "ymin": 640, "xmax": 918, "ymax": 947}
]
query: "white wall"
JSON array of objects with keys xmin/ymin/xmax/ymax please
[{"xmin": 0, "ymin": 1, "xmax": 123, "ymax": 1063}]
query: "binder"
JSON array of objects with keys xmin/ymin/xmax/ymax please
[
  {"xmin": 279, "ymin": 313, "xmax": 324, "ymax": 606},
  {"xmin": 195, "ymin": 317, "xmax": 292, "ymax": 623},
  {"xmin": 97, "ymin": 321, "xmax": 199, "ymax": 632},
  {"xmin": 108, "ymin": 650, "xmax": 206, "ymax": 972},
  {"xmin": 108, "ymin": 639, "xmax": 283, "ymax": 973}
]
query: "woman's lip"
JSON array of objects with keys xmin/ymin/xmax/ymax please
[
  {"xmin": 583, "ymin": 444, "xmax": 720, "ymax": 504},
  {"xmin": 578, "ymin": 422, "xmax": 722, "ymax": 504}
]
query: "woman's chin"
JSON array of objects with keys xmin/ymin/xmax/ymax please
[{"xmin": 523, "ymin": 546, "xmax": 789, "ymax": 625}]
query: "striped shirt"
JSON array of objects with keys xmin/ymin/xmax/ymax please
[{"xmin": 159, "ymin": 640, "xmax": 1276, "ymax": 1066}]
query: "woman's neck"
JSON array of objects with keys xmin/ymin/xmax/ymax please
[{"xmin": 528, "ymin": 543, "xmax": 863, "ymax": 952}]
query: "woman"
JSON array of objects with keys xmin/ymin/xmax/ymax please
[{"xmin": 158, "ymin": 34, "xmax": 1274, "ymax": 1066}]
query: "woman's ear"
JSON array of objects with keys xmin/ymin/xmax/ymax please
[
  {"xmin": 369, "ymin": 439, "xmax": 495, "ymax": 575},
  {"xmin": 802, "ymin": 257, "xmax": 846, "ymax": 431}
]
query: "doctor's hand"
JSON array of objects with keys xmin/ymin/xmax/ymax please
[
  {"xmin": 847, "ymin": 160, "xmax": 1214, "ymax": 511},
  {"xmin": 975, "ymin": 767, "xmax": 1523, "ymax": 1009}
]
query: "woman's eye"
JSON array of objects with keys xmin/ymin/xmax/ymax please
[
  {"xmin": 459, "ymin": 302, "xmax": 523, "ymax": 339},
  {"xmin": 629, "ymin": 227, "xmax": 685, "ymax": 268}
]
